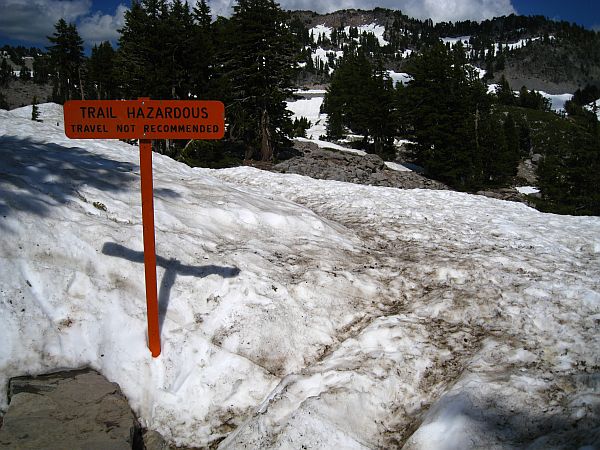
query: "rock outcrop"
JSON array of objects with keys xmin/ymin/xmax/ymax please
[
  {"xmin": 274, "ymin": 140, "xmax": 449, "ymax": 190},
  {"xmin": 0, "ymin": 369, "xmax": 142, "ymax": 450}
]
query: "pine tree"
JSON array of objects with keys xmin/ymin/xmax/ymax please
[
  {"xmin": 220, "ymin": 0, "xmax": 298, "ymax": 161},
  {"xmin": 0, "ymin": 58, "xmax": 12, "ymax": 86},
  {"xmin": 190, "ymin": 0, "xmax": 214, "ymax": 98},
  {"xmin": 88, "ymin": 42, "xmax": 117, "ymax": 99},
  {"xmin": 117, "ymin": 0, "xmax": 170, "ymax": 99},
  {"xmin": 19, "ymin": 65, "xmax": 30, "ymax": 80},
  {"xmin": 537, "ymin": 116, "xmax": 600, "ymax": 215},
  {"xmin": 31, "ymin": 96, "xmax": 40, "ymax": 121},
  {"xmin": 47, "ymin": 19, "xmax": 84, "ymax": 103},
  {"xmin": 496, "ymin": 75, "xmax": 515, "ymax": 105},
  {"xmin": 518, "ymin": 120, "xmax": 532, "ymax": 156},
  {"xmin": 366, "ymin": 60, "xmax": 395, "ymax": 156},
  {"xmin": 482, "ymin": 112, "xmax": 519, "ymax": 185},
  {"xmin": 118, "ymin": 0, "xmax": 203, "ymax": 101},
  {"xmin": 32, "ymin": 55, "xmax": 51, "ymax": 84},
  {"xmin": 0, "ymin": 92, "xmax": 8, "ymax": 110},
  {"xmin": 192, "ymin": 0, "xmax": 211, "ymax": 28},
  {"xmin": 403, "ymin": 41, "xmax": 488, "ymax": 189}
]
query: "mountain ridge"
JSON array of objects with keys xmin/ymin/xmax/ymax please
[{"xmin": 290, "ymin": 8, "xmax": 600, "ymax": 94}]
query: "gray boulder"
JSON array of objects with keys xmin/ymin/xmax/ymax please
[{"xmin": 0, "ymin": 369, "xmax": 141, "ymax": 450}]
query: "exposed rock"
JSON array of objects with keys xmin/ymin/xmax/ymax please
[
  {"xmin": 0, "ymin": 79, "xmax": 53, "ymax": 110},
  {"xmin": 273, "ymin": 140, "xmax": 449, "ymax": 190},
  {"xmin": 531, "ymin": 153, "xmax": 543, "ymax": 164},
  {"xmin": 143, "ymin": 430, "xmax": 174, "ymax": 450},
  {"xmin": 141, "ymin": 430, "xmax": 199, "ymax": 450},
  {"xmin": 517, "ymin": 159, "xmax": 538, "ymax": 185},
  {"xmin": 0, "ymin": 369, "xmax": 142, "ymax": 450},
  {"xmin": 476, "ymin": 188, "xmax": 532, "ymax": 203}
]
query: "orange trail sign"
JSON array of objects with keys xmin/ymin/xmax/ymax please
[
  {"xmin": 64, "ymin": 99, "xmax": 225, "ymax": 140},
  {"xmin": 64, "ymin": 99, "xmax": 225, "ymax": 358}
]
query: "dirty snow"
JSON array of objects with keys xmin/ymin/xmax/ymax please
[{"xmin": 1, "ymin": 104, "xmax": 599, "ymax": 449}]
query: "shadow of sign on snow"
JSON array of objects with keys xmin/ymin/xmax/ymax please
[
  {"xmin": 102, "ymin": 242, "xmax": 241, "ymax": 333},
  {"xmin": 0, "ymin": 136, "xmax": 180, "ymax": 228}
]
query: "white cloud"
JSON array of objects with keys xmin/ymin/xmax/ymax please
[
  {"xmin": 79, "ymin": 4, "xmax": 127, "ymax": 46},
  {"xmin": 0, "ymin": 0, "xmax": 92, "ymax": 42},
  {"xmin": 204, "ymin": 0, "xmax": 516, "ymax": 22}
]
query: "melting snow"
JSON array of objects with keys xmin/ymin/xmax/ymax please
[
  {"xmin": 516, "ymin": 186, "xmax": 541, "ymax": 195},
  {"xmin": 387, "ymin": 70, "xmax": 413, "ymax": 86},
  {"xmin": 1, "ymin": 104, "xmax": 599, "ymax": 449}
]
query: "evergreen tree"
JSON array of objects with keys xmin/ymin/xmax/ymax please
[
  {"xmin": 19, "ymin": 65, "xmax": 31, "ymax": 80},
  {"xmin": 117, "ymin": 0, "xmax": 170, "ymax": 98},
  {"xmin": 517, "ymin": 119, "xmax": 532, "ymax": 156},
  {"xmin": 47, "ymin": 19, "xmax": 84, "ymax": 103},
  {"xmin": 192, "ymin": 0, "xmax": 211, "ymax": 28},
  {"xmin": 88, "ymin": 41, "xmax": 118, "ymax": 99},
  {"xmin": 0, "ymin": 92, "xmax": 8, "ymax": 110},
  {"xmin": 32, "ymin": 55, "xmax": 51, "ymax": 84},
  {"xmin": 31, "ymin": 96, "xmax": 40, "ymax": 121},
  {"xmin": 496, "ymin": 75, "xmax": 515, "ymax": 105},
  {"xmin": 0, "ymin": 58, "xmax": 12, "ymax": 86},
  {"xmin": 486, "ymin": 112, "xmax": 520, "ymax": 184},
  {"xmin": 537, "ymin": 115, "xmax": 600, "ymax": 215},
  {"xmin": 118, "ymin": 0, "xmax": 208, "ymax": 101},
  {"xmin": 518, "ymin": 86, "xmax": 551, "ymax": 111},
  {"xmin": 367, "ymin": 61, "xmax": 395, "ymax": 157},
  {"xmin": 322, "ymin": 47, "xmax": 396, "ymax": 155},
  {"xmin": 190, "ymin": 0, "xmax": 214, "ymax": 98},
  {"xmin": 220, "ymin": 0, "xmax": 298, "ymax": 161},
  {"xmin": 323, "ymin": 48, "xmax": 372, "ymax": 140},
  {"xmin": 403, "ymin": 42, "xmax": 489, "ymax": 189}
]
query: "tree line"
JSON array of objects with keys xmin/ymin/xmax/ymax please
[
  {"xmin": 33, "ymin": 0, "xmax": 300, "ymax": 162},
  {"xmin": 323, "ymin": 40, "xmax": 599, "ymax": 214}
]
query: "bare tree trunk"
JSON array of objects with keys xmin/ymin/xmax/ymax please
[{"xmin": 260, "ymin": 109, "xmax": 273, "ymax": 162}]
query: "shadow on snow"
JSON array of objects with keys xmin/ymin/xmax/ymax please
[
  {"xmin": 102, "ymin": 242, "xmax": 241, "ymax": 334},
  {"xmin": 0, "ymin": 136, "xmax": 179, "ymax": 227}
]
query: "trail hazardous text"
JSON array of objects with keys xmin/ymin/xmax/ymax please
[{"xmin": 64, "ymin": 100, "xmax": 225, "ymax": 140}]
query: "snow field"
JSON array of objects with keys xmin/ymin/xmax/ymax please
[
  {"xmin": 212, "ymin": 167, "xmax": 600, "ymax": 448},
  {"xmin": 310, "ymin": 24, "xmax": 388, "ymax": 47},
  {"xmin": 1, "ymin": 104, "xmax": 599, "ymax": 448},
  {"xmin": 286, "ymin": 94, "xmax": 327, "ymax": 139}
]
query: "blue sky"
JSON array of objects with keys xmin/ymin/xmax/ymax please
[
  {"xmin": 0, "ymin": 0, "xmax": 598, "ymax": 49},
  {"xmin": 512, "ymin": 0, "xmax": 600, "ymax": 30}
]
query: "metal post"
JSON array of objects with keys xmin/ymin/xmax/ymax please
[{"xmin": 139, "ymin": 138, "xmax": 161, "ymax": 357}]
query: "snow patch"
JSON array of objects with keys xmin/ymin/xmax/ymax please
[
  {"xmin": 516, "ymin": 186, "xmax": 540, "ymax": 195},
  {"xmin": 387, "ymin": 70, "xmax": 413, "ymax": 86}
]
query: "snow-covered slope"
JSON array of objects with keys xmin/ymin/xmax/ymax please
[{"xmin": 1, "ymin": 105, "xmax": 599, "ymax": 448}]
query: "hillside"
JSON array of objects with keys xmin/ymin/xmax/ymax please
[
  {"xmin": 0, "ymin": 104, "xmax": 599, "ymax": 448},
  {"xmin": 290, "ymin": 9, "xmax": 600, "ymax": 93}
]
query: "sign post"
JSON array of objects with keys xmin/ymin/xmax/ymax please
[
  {"xmin": 139, "ymin": 138, "xmax": 160, "ymax": 357},
  {"xmin": 64, "ymin": 99, "xmax": 225, "ymax": 357}
]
